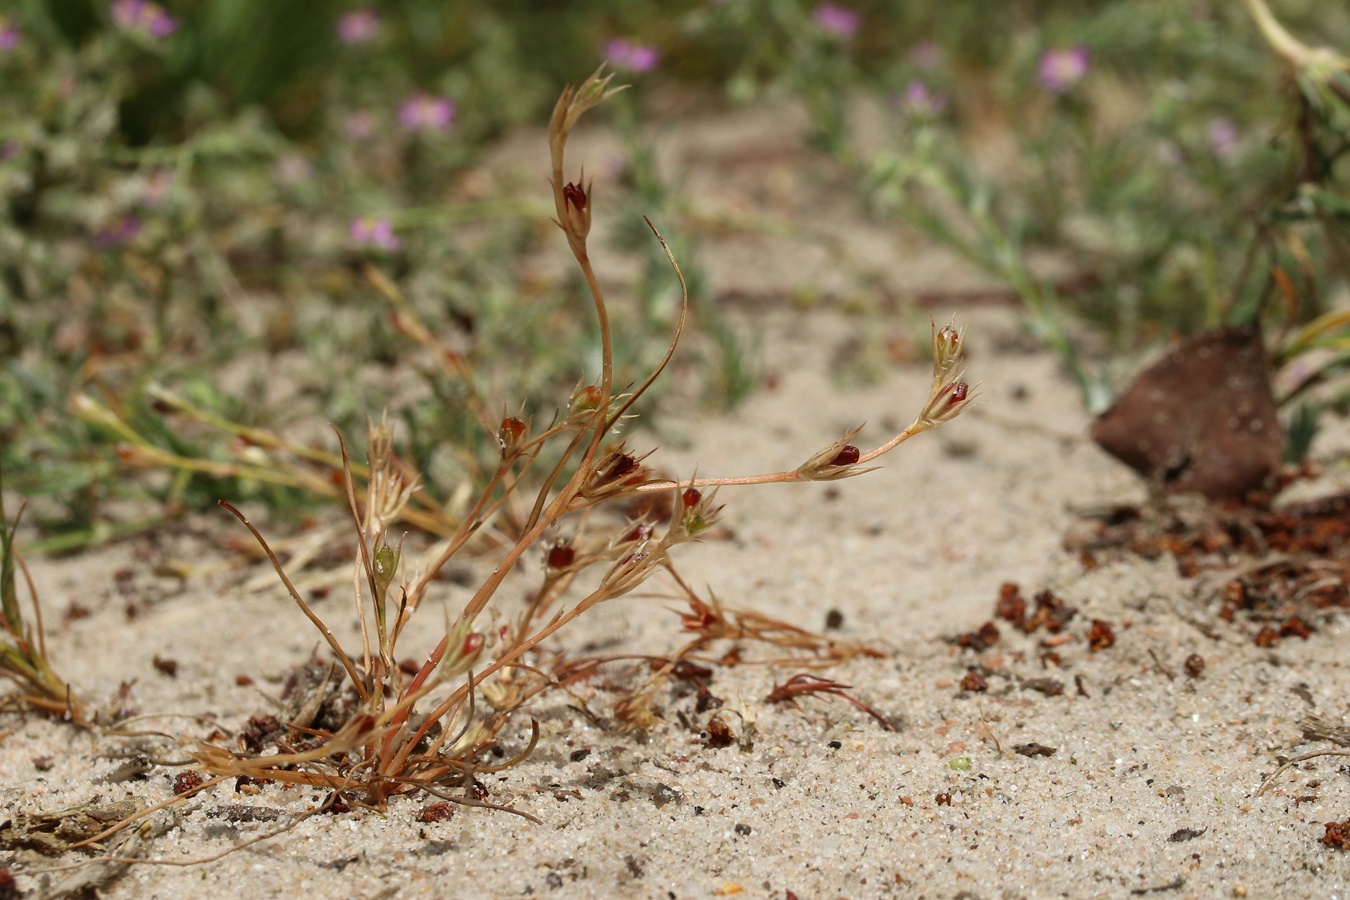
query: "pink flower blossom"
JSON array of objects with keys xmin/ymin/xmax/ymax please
[
  {"xmin": 0, "ymin": 17, "xmax": 19, "ymax": 51},
  {"xmin": 350, "ymin": 216, "xmax": 401, "ymax": 252},
  {"xmin": 110, "ymin": 0, "xmax": 177, "ymax": 39},
  {"xmin": 398, "ymin": 94, "xmax": 455, "ymax": 133},
  {"xmin": 336, "ymin": 9, "xmax": 379, "ymax": 45},
  {"xmin": 1037, "ymin": 46, "xmax": 1089, "ymax": 94},
  {"xmin": 604, "ymin": 39, "xmax": 660, "ymax": 72},
  {"xmin": 813, "ymin": 3, "xmax": 859, "ymax": 39}
]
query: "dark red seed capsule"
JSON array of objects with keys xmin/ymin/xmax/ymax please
[
  {"xmin": 830, "ymin": 445, "xmax": 860, "ymax": 467},
  {"xmin": 546, "ymin": 543, "xmax": 575, "ymax": 569}
]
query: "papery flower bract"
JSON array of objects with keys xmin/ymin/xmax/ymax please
[
  {"xmin": 1037, "ymin": 46, "xmax": 1089, "ymax": 94},
  {"xmin": 0, "ymin": 17, "xmax": 19, "ymax": 51},
  {"xmin": 336, "ymin": 9, "xmax": 379, "ymax": 45},
  {"xmin": 398, "ymin": 94, "xmax": 455, "ymax": 132},
  {"xmin": 349, "ymin": 216, "xmax": 401, "ymax": 252},
  {"xmin": 1207, "ymin": 116, "xmax": 1240, "ymax": 161},
  {"xmin": 110, "ymin": 0, "xmax": 177, "ymax": 39},
  {"xmin": 813, "ymin": 3, "xmax": 860, "ymax": 39},
  {"xmin": 604, "ymin": 38, "xmax": 660, "ymax": 72}
]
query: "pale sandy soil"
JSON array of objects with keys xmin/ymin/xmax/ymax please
[{"xmin": 4, "ymin": 100, "xmax": 1350, "ymax": 900}]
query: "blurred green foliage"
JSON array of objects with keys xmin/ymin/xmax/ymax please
[{"xmin": 1, "ymin": 0, "xmax": 1347, "ymax": 542}]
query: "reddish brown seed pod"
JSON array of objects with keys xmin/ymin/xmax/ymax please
[
  {"xmin": 173, "ymin": 771, "xmax": 205, "ymax": 795},
  {"xmin": 1087, "ymin": 619, "xmax": 1115, "ymax": 652},
  {"xmin": 546, "ymin": 542, "xmax": 575, "ymax": 569},
  {"xmin": 830, "ymin": 445, "xmax": 861, "ymax": 467},
  {"xmin": 562, "ymin": 181, "xmax": 587, "ymax": 214}
]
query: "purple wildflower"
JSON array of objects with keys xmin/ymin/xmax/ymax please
[
  {"xmin": 398, "ymin": 94, "xmax": 455, "ymax": 133},
  {"xmin": 336, "ymin": 9, "xmax": 379, "ymax": 45},
  {"xmin": 896, "ymin": 80, "xmax": 947, "ymax": 117},
  {"xmin": 343, "ymin": 110, "xmax": 375, "ymax": 141},
  {"xmin": 350, "ymin": 216, "xmax": 401, "ymax": 252},
  {"xmin": 1207, "ymin": 116, "xmax": 1240, "ymax": 160},
  {"xmin": 110, "ymin": 0, "xmax": 178, "ymax": 39},
  {"xmin": 95, "ymin": 215, "xmax": 142, "ymax": 249},
  {"xmin": 813, "ymin": 3, "xmax": 860, "ymax": 39},
  {"xmin": 0, "ymin": 17, "xmax": 19, "ymax": 51},
  {"xmin": 604, "ymin": 39, "xmax": 660, "ymax": 73},
  {"xmin": 0, "ymin": 140, "xmax": 19, "ymax": 160},
  {"xmin": 1037, "ymin": 46, "xmax": 1089, "ymax": 94}
]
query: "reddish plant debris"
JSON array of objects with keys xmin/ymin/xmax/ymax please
[
  {"xmin": 1067, "ymin": 491, "xmax": 1350, "ymax": 644},
  {"xmin": 1021, "ymin": 677, "xmax": 1065, "ymax": 697},
  {"xmin": 152, "ymin": 655, "xmax": 179, "ymax": 678},
  {"xmin": 63, "ymin": 602, "xmax": 92, "ymax": 622},
  {"xmin": 1024, "ymin": 590, "xmax": 1077, "ymax": 634},
  {"xmin": 705, "ymin": 714, "xmax": 736, "ymax": 748},
  {"xmin": 954, "ymin": 621, "xmax": 1000, "ymax": 651},
  {"xmin": 935, "ymin": 792, "xmax": 952, "ymax": 806},
  {"xmin": 240, "ymin": 715, "xmax": 284, "ymax": 754},
  {"xmin": 959, "ymin": 670, "xmax": 988, "ymax": 693},
  {"xmin": 995, "ymin": 582, "xmax": 1028, "ymax": 626},
  {"xmin": 419, "ymin": 802, "xmax": 455, "ymax": 823},
  {"xmin": 1254, "ymin": 626, "xmax": 1280, "ymax": 648},
  {"xmin": 1087, "ymin": 619, "xmax": 1116, "ymax": 652},
  {"xmin": 234, "ymin": 673, "xmax": 254, "ymax": 686},
  {"xmin": 0, "ymin": 868, "xmax": 18, "ymax": 900},
  {"xmin": 1184, "ymin": 654, "xmax": 1206, "ymax": 678},
  {"xmin": 766, "ymin": 674, "xmax": 895, "ymax": 731},
  {"xmin": 1013, "ymin": 742, "xmax": 1057, "ymax": 758},
  {"xmin": 323, "ymin": 793, "xmax": 352, "ymax": 815},
  {"xmin": 174, "ymin": 771, "xmax": 206, "ymax": 795},
  {"xmin": 653, "ymin": 658, "xmax": 713, "ymax": 681},
  {"xmin": 1324, "ymin": 819, "xmax": 1350, "ymax": 850},
  {"xmin": 1280, "ymin": 616, "xmax": 1313, "ymax": 640}
]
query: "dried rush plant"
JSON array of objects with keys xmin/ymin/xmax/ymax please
[{"xmin": 191, "ymin": 69, "xmax": 978, "ymax": 813}]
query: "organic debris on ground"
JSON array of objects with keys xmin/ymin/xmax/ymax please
[{"xmin": 1065, "ymin": 487, "xmax": 1350, "ymax": 646}]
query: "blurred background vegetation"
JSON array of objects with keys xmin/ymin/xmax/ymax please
[{"xmin": 1, "ymin": 0, "xmax": 1347, "ymax": 545}]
